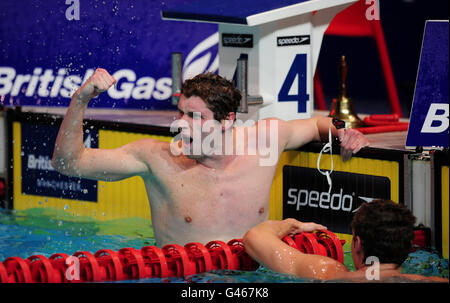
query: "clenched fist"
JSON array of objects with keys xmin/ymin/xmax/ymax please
[{"xmin": 74, "ymin": 68, "xmax": 117, "ymax": 103}]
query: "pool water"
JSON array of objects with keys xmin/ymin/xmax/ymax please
[{"xmin": 0, "ymin": 208, "xmax": 448, "ymax": 283}]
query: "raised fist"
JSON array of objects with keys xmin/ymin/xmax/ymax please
[{"xmin": 75, "ymin": 68, "xmax": 117, "ymax": 103}]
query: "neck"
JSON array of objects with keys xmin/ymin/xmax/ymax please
[
  {"xmin": 195, "ymin": 153, "xmax": 238, "ymax": 170},
  {"xmin": 356, "ymin": 263, "xmax": 401, "ymax": 274},
  {"xmin": 193, "ymin": 126, "xmax": 239, "ymax": 170}
]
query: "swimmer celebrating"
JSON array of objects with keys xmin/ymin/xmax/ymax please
[
  {"xmin": 243, "ymin": 199, "xmax": 448, "ymax": 282},
  {"xmin": 52, "ymin": 68, "xmax": 369, "ymax": 246}
]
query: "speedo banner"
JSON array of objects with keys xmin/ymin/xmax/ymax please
[
  {"xmin": 0, "ymin": 0, "xmax": 218, "ymax": 110},
  {"xmin": 283, "ymin": 166, "xmax": 391, "ymax": 234}
]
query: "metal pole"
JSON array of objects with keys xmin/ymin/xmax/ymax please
[
  {"xmin": 171, "ymin": 52, "xmax": 183, "ymax": 106},
  {"xmin": 237, "ymin": 56, "xmax": 248, "ymax": 113}
]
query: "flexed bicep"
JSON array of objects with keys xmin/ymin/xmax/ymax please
[{"xmin": 55, "ymin": 138, "xmax": 154, "ymax": 182}]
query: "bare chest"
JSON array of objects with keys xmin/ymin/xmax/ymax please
[
  {"xmin": 145, "ymin": 156, "xmax": 276, "ymax": 221},
  {"xmin": 141, "ymin": 154, "xmax": 279, "ymax": 244}
]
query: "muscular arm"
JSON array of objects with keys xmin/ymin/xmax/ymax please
[
  {"xmin": 51, "ymin": 68, "xmax": 150, "ymax": 181},
  {"xmin": 276, "ymin": 116, "xmax": 369, "ymax": 159},
  {"xmin": 280, "ymin": 116, "xmax": 335, "ymax": 149},
  {"xmin": 243, "ymin": 219, "xmax": 349, "ymax": 280}
]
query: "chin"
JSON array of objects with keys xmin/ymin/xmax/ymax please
[
  {"xmin": 183, "ymin": 149, "xmax": 206, "ymax": 160},
  {"xmin": 187, "ymin": 154, "xmax": 208, "ymax": 162}
]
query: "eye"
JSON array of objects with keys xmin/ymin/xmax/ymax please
[{"xmin": 189, "ymin": 112, "xmax": 205, "ymax": 119}]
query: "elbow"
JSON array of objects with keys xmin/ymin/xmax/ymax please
[
  {"xmin": 51, "ymin": 152, "xmax": 81, "ymax": 177},
  {"xmin": 51, "ymin": 155, "xmax": 67, "ymax": 174},
  {"xmin": 50, "ymin": 152, "xmax": 62, "ymax": 172},
  {"xmin": 51, "ymin": 147, "xmax": 67, "ymax": 173},
  {"xmin": 242, "ymin": 228, "xmax": 259, "ymax": 257},
  {"xmin": 242, "ymin": 230, "xmax": 252, "ymax": 249},
  {"xmin": 242, "ymin": 228, "xmax": 255, "ymax": 246},
  {"xmin": 51, "ymin": 144, "xmax": 64, "ymax": 172}
]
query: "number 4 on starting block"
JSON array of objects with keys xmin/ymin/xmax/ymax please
[
  {"xmin": 278, "ymin": 54, "xmax": 310, "ymax": 113},
  {"xmin": 162, "ymin": 0, "xmax": 359, "ymax": 121}
]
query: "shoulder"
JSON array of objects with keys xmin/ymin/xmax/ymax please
[
  {"xmin": 400, "ymin": 273, "xmax": 449, "ymax": 283},
  {"xmin": 292, "ymin": 254, "xmax": 350, "ymax": 280},
  {"xmin": 119, "ymin": 136, "xmax": 165, "ymax": 153},
  {"xmin": 120, "ymin": 136, "xmax": 172, "ymax": 162}
]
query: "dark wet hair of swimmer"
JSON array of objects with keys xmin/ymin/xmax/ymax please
[
  {"xmin": 351, "ymin": 199, "xmax": 416, "ymax": 267},
  {"xmin": 182, "ymin": 73, "xmax": 241, "ymax": 122}
]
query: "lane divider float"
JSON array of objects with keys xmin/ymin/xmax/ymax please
[{"xmin": 0, "ymin": 230, "xmax": 345, "ymax": 283}]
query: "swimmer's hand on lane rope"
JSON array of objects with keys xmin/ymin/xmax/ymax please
[
  {"xmin": 75, "ymin": 68, "xmax": 117, "ymax": 103},
  {"xmin": 284, "ymin": 218, "xmax": 328, "ymax": 237},
  {"xmin": 333, "ymin": 118, "xmax": 370, "ymax": 162}
]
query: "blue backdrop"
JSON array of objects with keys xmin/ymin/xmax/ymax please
[
  {"xmin": 0, "ymin": 0, "xmax": 218, "ymax": 110},
  {"xmin": 406, "ymin": 21, "xmax": 449, "ymax": 148}
]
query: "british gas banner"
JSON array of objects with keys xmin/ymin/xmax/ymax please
[
  {"xmin": 0, "ymin": 0, "xmax": 218, "ymax": 110},
  {"xmin": 406, "ymin": 21, "xmax": 449, "ymax": 148},
  {"xmin": 20, "ymin": 121, "xmax": 99, "ymax": 202}
]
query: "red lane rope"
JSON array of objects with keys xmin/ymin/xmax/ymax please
[{"xmin": 0, "ymin": 231, "xmax": 345, "ymax": 283}]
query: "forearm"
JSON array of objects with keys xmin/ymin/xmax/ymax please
[
  {"xmin": 243, "ymin": 220, "xmax": 300, "ymax": 259},
  {"xmin": 283, "ymin": 116, "xmax": 339, "ymax": 150},
  {"xmin": 243, "ymin": 221, "xmax": 283, "ymax": 266},
  {"xmin": 244, "ymin": 221, "xmax": 284, "ymax": 245},
  {"xmin": 243, "ymin": 219, "xmax": 305, "ymax": 274},
  {"xmin": 314, "ymin": 116, "xmax": 339, "ymax": 143},
  {"xmin": 253, "ymin": 219, "xmax": 299, "ymax": 238},
  {"xmin": 51, "ymin": 92, "xmax": 90, "ymax": 176},
  {"xmin": 51, "ymin": 68, "xmax": 146, "ymax": 181},
  {"xmin": 243, "ymin": 219, "xmax": 336, "ymax": 278}
]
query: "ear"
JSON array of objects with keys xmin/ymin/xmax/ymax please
[
  {"xmin": 221, "ymin": 112, "xmax": 236, "ymax": 131},
  {"xmin": 353, "ymin": 235, "xmax": 363, "ymax": 254}
]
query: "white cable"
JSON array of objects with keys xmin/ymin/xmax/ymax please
[{"xmin": 317, "ymin": 126, "xmax": 334, "ymax": 194}]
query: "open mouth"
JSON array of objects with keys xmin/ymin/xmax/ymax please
[{"xmin": 181, "ymin": 134, "xmax": 194, "ymax": 147}]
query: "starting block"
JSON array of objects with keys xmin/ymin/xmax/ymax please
[{"xmin": 162, "ymin": 0, "xmax": 357, "ymax": 121}]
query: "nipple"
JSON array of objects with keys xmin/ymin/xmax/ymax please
[
  {"xmin": 185, "ymin": 216, "xmax": 192, "ymax": 223},
  {"xmin": 258, "ymin": 207, "xmax": 264, "ymax": 214}
]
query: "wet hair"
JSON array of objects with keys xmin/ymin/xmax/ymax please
[
  {"xmin": 351, "ymin": 199, "xmax": 416, "ymax": 267},
  {"xmin": 181, "ymin": 73, "xmax": 241, "ymax": 121}
]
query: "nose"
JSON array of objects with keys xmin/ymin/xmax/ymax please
[{"xmin": 179, "ymin": 114, "xmax": 192, "ymax": 129}]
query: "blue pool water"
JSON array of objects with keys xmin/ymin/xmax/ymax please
[{"xmin": 0, "ymin": 208, "xmax": 448, "ymax": 283}]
